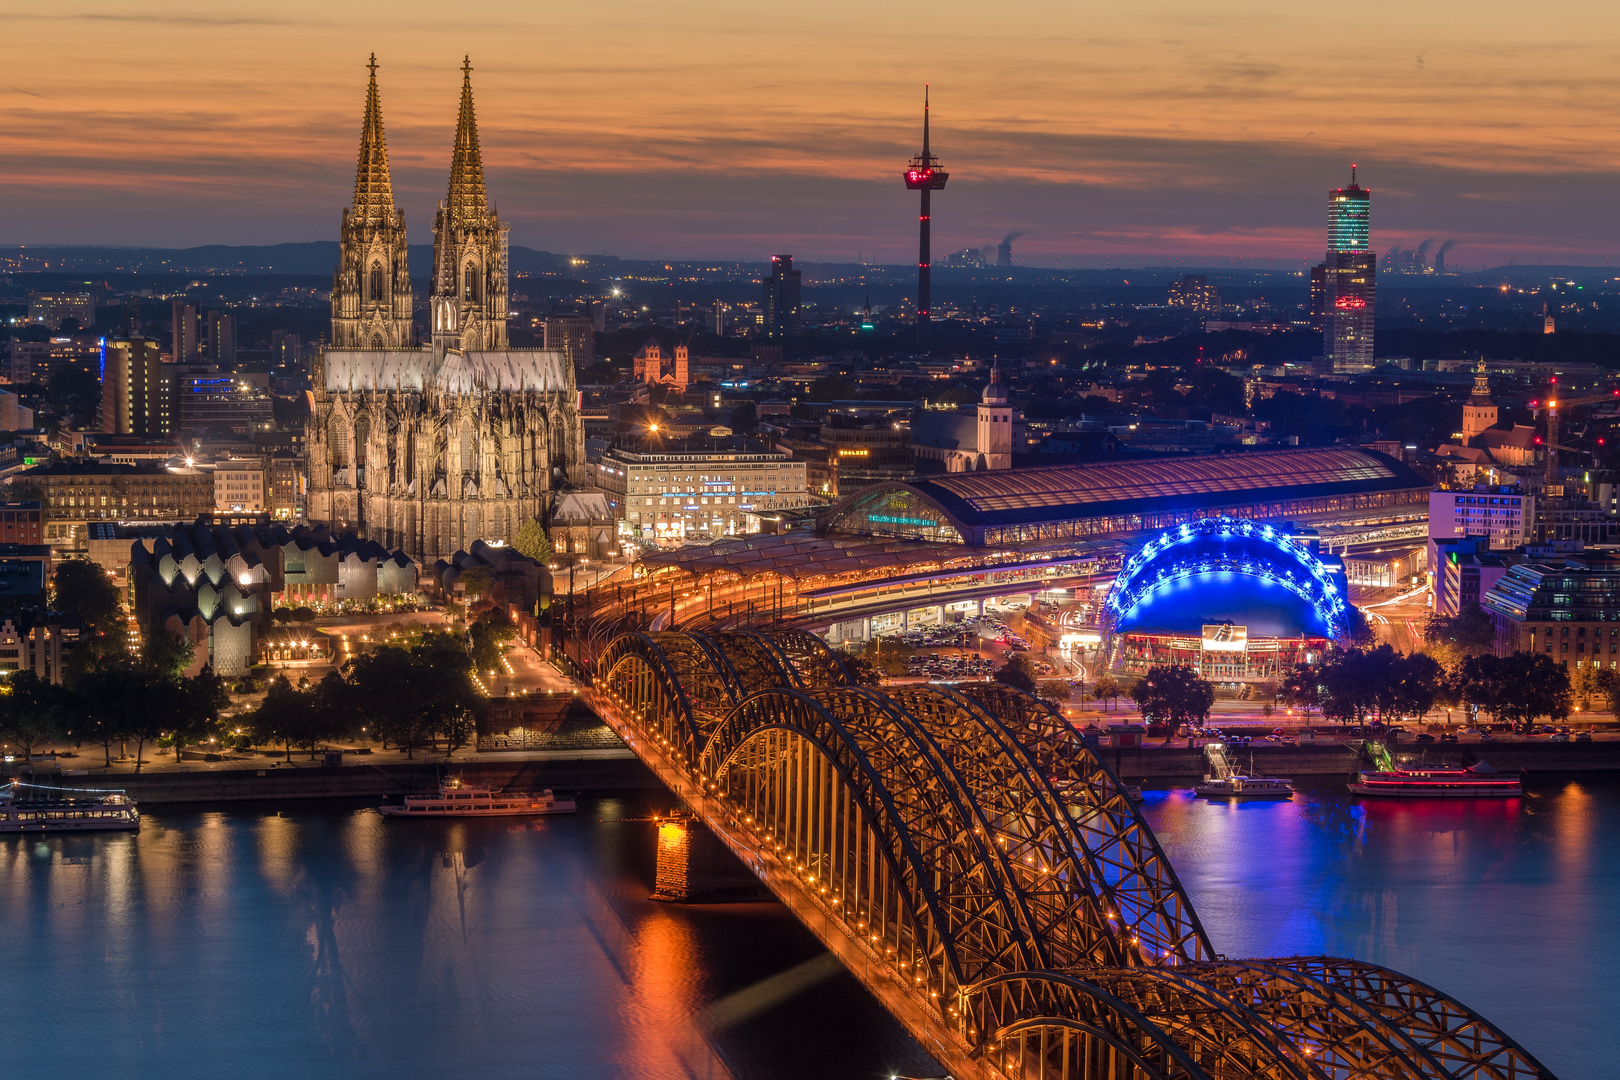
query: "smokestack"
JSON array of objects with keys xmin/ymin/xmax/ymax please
[
  {"xmin": 997, "ymin": 230, "xmax": 1026, "ymax": 268},
  {"xmin": 1435, "ymin": 238, "xmax": 1457, "ymax": 274}
]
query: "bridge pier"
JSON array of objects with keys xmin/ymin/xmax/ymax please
[{"xmin": 653, "ymin": 814, "xmax": 769, "ymax": 903}]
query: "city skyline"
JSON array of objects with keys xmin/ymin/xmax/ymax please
[{"xmin": 4, "ymin": 1, "xmax": 1620, "ymax": 266}]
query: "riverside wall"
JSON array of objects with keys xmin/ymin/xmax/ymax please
[
  {"xmin": 1099, "ymin": 740, "xmax": 1620, "ymax": 782},
  {"xmin": 24, "ymin": 753, "xmax": 659, "ymax": 805}
]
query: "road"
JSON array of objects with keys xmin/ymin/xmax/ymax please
[{"xmin": 1356, "ymin": 582, "xmax": 1432, "ymax": 654}]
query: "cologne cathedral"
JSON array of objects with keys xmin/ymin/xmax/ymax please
[{"xmin": 306, "ymin": 57, "xmax": 585, "ymax": 558}]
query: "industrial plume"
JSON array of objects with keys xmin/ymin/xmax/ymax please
[{"xmin": 996, "ymin": 230, "xmax": 1026, "ymax": 267}]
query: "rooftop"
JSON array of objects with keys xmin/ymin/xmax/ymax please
[{"xmin": 902, "ymin": 447, "xmax": 1424, "ymax": 530}]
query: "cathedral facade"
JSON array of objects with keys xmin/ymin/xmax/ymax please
[{"xmin": 307, "ymin": 58, "xmax": 585, "ymax": 559}]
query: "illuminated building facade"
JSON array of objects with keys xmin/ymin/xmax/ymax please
[
  {"xmin": 1484, "ymin": 562, "xmax": 1620, "ymax": 667},
  {"xmin": 599, "ymin": 442, "xmax": 811, "ymax": 544},
  {"xmin": 1324, "ymin": 167, "xmax": 1375, "ymax": 371},
  {"xmin": 306, "ymin": 57, "xmax": 586, "ymax": 558},
  {"xmin": 1104, "ymin": 517, "xmax": 1348, "ymax": 681}
]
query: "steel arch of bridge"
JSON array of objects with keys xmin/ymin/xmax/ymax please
[{"xmin": 586, "ymin": 629, "xmax": 1555, "ymax": 1080}]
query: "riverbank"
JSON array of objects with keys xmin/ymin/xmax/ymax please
[
  {"xmin": 10, "ymin": 752, "xmax": 659, "ymax": 804},
  {"xmin": 1100, "ymin": 738, "xmax": 1620, "ymax": 781}
]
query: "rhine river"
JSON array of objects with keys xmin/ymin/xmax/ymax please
[{"xmin": 2, "ymin": 779, "xmax": 1612, "ymax": 1080}]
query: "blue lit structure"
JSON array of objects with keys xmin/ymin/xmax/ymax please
[{"xmin": 1104, "ymin": 517, "xmax": 1350, "ymax": 680}]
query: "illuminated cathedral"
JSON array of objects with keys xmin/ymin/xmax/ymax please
[{"xmin": 306, "ymin": 57, "xmax": 585, "ymax": 557}]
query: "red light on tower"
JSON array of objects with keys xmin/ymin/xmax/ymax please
[{"xmin": 903, "ymin": 85, "xmax": 948, "ymax": 338}]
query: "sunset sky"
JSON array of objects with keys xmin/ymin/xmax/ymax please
[{"xmin": 4, "ymin": 0, "xmax": 1620, "ymax": 266}]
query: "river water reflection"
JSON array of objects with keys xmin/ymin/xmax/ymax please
[{"xmin": 1, "ymin": 780, "xmax": 1611, "ymax": 1079}]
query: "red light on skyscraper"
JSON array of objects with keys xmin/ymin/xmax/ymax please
[{"xmin": 1333, "ymin": 296, "xmax": 1366, "ymax": 309}]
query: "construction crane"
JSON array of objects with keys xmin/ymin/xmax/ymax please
[{"xmin": 1530, "ymin": 387, "xmax": 1620, "ymax": 483}]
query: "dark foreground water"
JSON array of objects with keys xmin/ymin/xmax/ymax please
[{"xmin": 2, "ymin": 781, "xmax": 1612, "ymax": 1080}]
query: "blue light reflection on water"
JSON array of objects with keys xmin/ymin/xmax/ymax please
[{"xmin": 1140, "ymin": 781, "xmax": 1617, "ymax": 1080}]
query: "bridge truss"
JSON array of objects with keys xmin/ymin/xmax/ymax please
[{"xmin": 584, "ymin": 628, "xmax": 1554, "ymax": 1080}]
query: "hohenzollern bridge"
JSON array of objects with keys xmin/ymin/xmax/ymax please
[{"xmin": 571, "ymin": 615, "xmax": 1552, "ymax": 1080}]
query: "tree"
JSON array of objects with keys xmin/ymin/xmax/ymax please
[
  {"xmin": 141, "ymin": 630, "xmax": 197, "ymax": 678},
  {"xmin": 993, "ymin": 653, "xmax": 1040, "ymax": 694},
  {"xmin": 1091, "ymin": 676, "xmax": 1121, "ymax": 712},
  {"xmin": 456, "ymin": 566, "xmax": 493, "ymax": 604},
  {"xmin": 0, "ymin": 671, "xmax": 65, "ymax": 761},
  {"xmin": 1280, "ymin": 663, "xmax": 1325, "ymax": 721},
  {"xmin": 729, "ymin": 401, "xmax": 758, "ymax": 433},
  {"xmin": 469, "ymin": 611, "xmax": 516, "ymax": 675},
  {"xmin": 1038, "ymin": 679, "xmax": 1070, "ymax": 709},
  {"xmin": 1460, "ymin": 652, "xmax": 1571, "ymax": 732},
  {"xmin": 52, "ymin": 559, "xmax": 122, "ymax": 632},
  {"xmin": 1131, "ymin": 664, "xmax": 1215, "ymax": 731},
  {"xmin": 512, "ymin": 519, "xmax": 552, "ymax": 565},
  {"xmin": 1422, "ymin": 606, "xmax": 1497, "ymax": 669},
  {"xmin": 844, "ymin": 654, "xmax": 883, "ymax": 686}
]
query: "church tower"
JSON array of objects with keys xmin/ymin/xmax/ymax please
[
  {"xmin": 431, "ymin": 58, "xmax": 509, "ymax": 352},
  {"xmin": 331, "ymin": 55, "xmax": 413, "ymax": 350},
  {"xmin": 1461, "ymin": 358, "xmax": 1498, "ymax": 444},
  {"xmin": 975, "ymin": 363, "xmax": 1015, "ymax": 470}
]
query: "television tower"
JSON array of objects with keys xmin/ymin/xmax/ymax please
[{"xmin": 903, "ymin": 86, "xmax": 948, "ymax": 337}]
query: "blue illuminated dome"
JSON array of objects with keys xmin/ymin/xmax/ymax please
[{"xmin": 1106, "ymin": 518, "xmax": 1349, "ymax": 640}]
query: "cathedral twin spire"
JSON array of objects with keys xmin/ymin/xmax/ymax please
[
  {"xmin": 351, "ymin": 54, "xmax": 395, "ymax": 224},
  {"xmin": 332, "ymin": 54, "xmax": 505, "ymax": 354}
]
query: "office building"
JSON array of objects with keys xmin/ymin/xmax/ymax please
[
  {"xmin": 1484, "ymin": 563, "xmax": 1620, "ymax": 666},
  {"xmin": 98, "ymin": 336, "xmax": 169, "ymax": 437},
  {"xmin": 268, "ymin": 457, "xmax": 302, "ymax": 518},
  {"xmin": 542, "ymin": 314, "xmax": 594, "ymax": 370},
  {"xmin": 214, "ymin": 458, "xmax": 268, "ymax": 513},
  {"xmin": 20, "ymin": 461, "xmax": 215, "ymax": 548},
  {"xmin": 597, "ymin": 441, "xmax": 812, "ymax": 544},
  {"xmin": 761, "ymin": 255, "xmax": 802, "ymax": 337},
  {"xmin": 1427, "ymin": 487, "xmax": 1533, "ymax": 550},
  {"xmin": 178, "ymin": 374, "xmax": 274, "ymax": 435},
  {"xmin": 206, "ymin": 310, "xmax": 235, "ymax": 366},
  {"xmin": 1323, "ymin": 167, "xmax": 1375, "ymax": 371},
  {"xmin": 27, "ymin": 293, "xmax": 95, "ymax": 332},
  {"xmin": 0, "ymin": 503, "xmax": 43, "ymax": 546},
  {"xmin": 271, "ymin": 330, "xmax": 302, "ymax": 369},
  {"xmin": 1167, "ymin": 275, "xmax": 1221, "ymax": 312},
  {"xmin": 8, "ymin": 335, "xmax": 99, "ymax": 386},
  {"xmin": 0, "ymin": 610, "xmax": 87, "ymax": 685},
  {"xmin": 0, "ymin": 392, "xmax": 33, "ymax": 432},
  {"xmin": 171, "ymin": 302, "xmax": 200, "ymax": 363}
]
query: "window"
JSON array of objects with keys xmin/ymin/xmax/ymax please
[
  {"xmin": 464, "ymin": 263, "xmax": 479, "ymax": 302},
  {"xmin": 369, "ymin": 262, "xmax": 384, "ymax": 301}
]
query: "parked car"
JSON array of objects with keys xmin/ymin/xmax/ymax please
[
  {"xmin": 1440, "ymin": 733, "xmax": 1460, "ymax": 744},
  {"xmin": 1550, "ymin": 732, "xmax": 1570, "ymax": 743},
  {"xmin": 1414, "ymin": 733, "xmax": 1435, "ymax": 744},
  {"xmin": 1576, "ymin": 731, "xmax": 1593, "ymax": 742}
]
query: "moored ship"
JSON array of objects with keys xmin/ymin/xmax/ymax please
[
  {"xmin": 380, "ymin": 777, "xmax": 577, "ymax": 818},
  {"xmin": 1192, "ymin": 743, "xmax": 1294, "ymax": 799},
  {"xmin": 1350, "ymin": 760, "xmax": 1523, "ymax": 798},
  {"xmin": 0, "ymin": 782, "xmax": 141, "ymax": 833}
]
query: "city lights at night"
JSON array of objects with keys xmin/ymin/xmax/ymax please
[{"xmin": 3, "ymin": 5, "xmax": 1616, "ymax": 1080}]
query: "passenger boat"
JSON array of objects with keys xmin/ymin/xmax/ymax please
[
  {"xmin": 1192, "ymin": 743, "xmax": 1294, "ymax": 799},
  {"xmin": 1349, "ymin": 760, "xmax": 1523, "ymax": 798},
  {"xmin": 379, "ymin": 777, "xmax": 577, "ymax": 818},
  {"xmin": 0, "ymin": 781, "xmax": 141, "ymax": 833}
]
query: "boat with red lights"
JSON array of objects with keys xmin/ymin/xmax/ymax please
[{"xmin": 1349, "ymin": 760, "xmax": 1523, "ymax": 798}]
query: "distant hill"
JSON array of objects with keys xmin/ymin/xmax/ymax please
[{"xmin": 0, "ymin": 243, "xmax": 635, "ymax": 277}]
